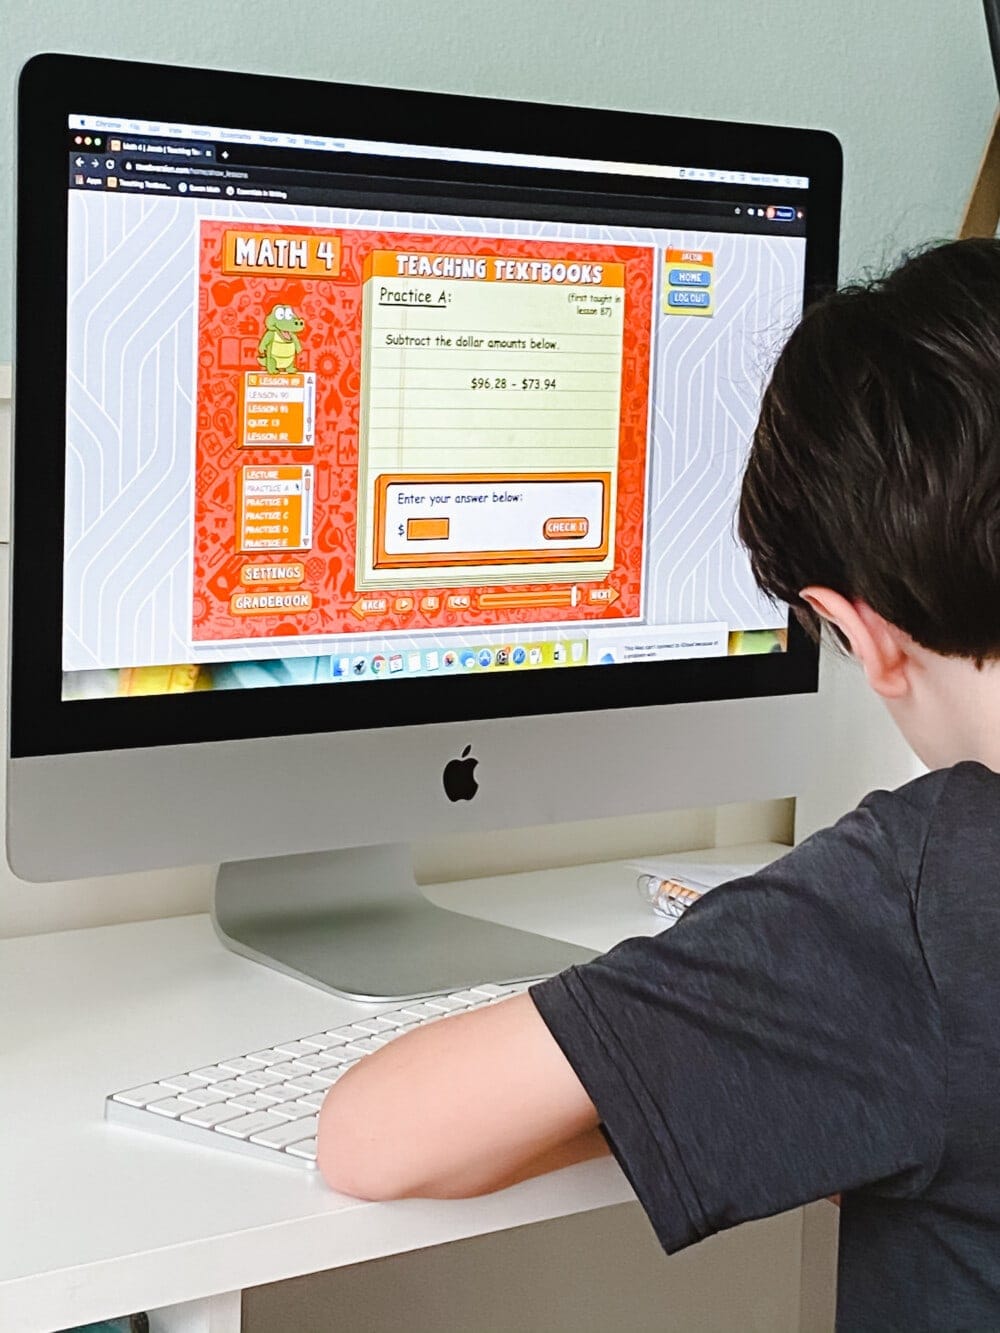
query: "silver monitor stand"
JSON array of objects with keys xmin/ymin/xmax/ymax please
[{"xmin": 213, "ymin": 844, "xmax": 596, "ymax": 1002}]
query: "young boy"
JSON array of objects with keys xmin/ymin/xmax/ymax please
[{"xmin": 318, "ymin": 238, "xmax": 1000, "ymax": 1331}]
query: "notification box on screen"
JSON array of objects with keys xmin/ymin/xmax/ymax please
[{"xmin": 376, "ymin": 473, "xmax": 610, "ymax": 568}]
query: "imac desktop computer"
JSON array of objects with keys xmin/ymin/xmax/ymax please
[{"xmin": 10, "ymin": 55, "xmax": 841, "ymax": 1002}]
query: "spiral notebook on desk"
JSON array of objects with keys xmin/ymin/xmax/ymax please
[{"xmin": 631, "ymin": 857, "xmax": 770, "ymax": 923}]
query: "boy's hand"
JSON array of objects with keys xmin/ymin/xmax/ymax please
[{"xmin": 317, "ymin": 993, "xmax": 606, "ymax": 1199}]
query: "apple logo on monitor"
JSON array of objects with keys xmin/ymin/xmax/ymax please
[{"xmin": 443, "ymin": 745, "xmax": 479, "ymax": 802}]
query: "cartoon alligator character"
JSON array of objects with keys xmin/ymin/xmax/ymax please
[{"xmin": 257, "ymin": 303, "xmax": 305, "ymax": 373}]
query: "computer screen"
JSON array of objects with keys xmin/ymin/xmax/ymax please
[
  {"xmin": 59, "ymin": 113, "xmax": 805, "ymax": 708},
  {"xmin": 10, "ymin": 54, "xmax": 839, "ymax": 767},
  {"xmin": 10, "ymin": 58, "xmax": 839, "ymax": 938}
]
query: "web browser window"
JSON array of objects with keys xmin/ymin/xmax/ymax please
[{"xmin": 61, "ymin": 114, "xmax": 806, "ymax": 699}]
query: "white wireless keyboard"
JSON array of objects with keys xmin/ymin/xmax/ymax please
[{"xmin": 106, "ymin": 980, "xmax": 529, "ymax": 1169}]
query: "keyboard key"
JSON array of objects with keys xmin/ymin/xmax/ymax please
[
  {"xmin": 300, "ymin": 1033, "xmax": 348, "ymax": 1050},
  {"xmin": 296, "ymin": 1052, "xmax": 343, "ymax": 1070},
  {"xmin": 267, "ymin": 1098, "xmax": 308, "ymax": 1120},
  {"xmin": 145, "ymin": 1097, "xmax": 191, "ymax": 1119},
  {"xmin": 238, "ymin": 1068, "xmax": 287, "ymax": 1088},
  {"xmin": 271, "ymin": 1040, "xmax": 317, "ymax": 1058},
  {"xmin": 450, "ymin": 990, "xmax": 495, "ymax": 1005},
  {"xmin": 262, "ymin": 1084, "xmax": 308, "ymax": 1104},
  {"xmin": 113, "ymin": 1083, "xmax": 174, "ymax": 1107},
  {"xmin": 420, "ymin": 996, "xmax": 468, "ymax": 1013},
  {"xmin": 180, "ymin": 1102, "xmax": 249, "ymax": 1128},
  {"xmin": 289, "ymin": 1097, "xmax": 324, "ymax": 1116},
  {"xmin": 325, "ymin": 1067, "xmax": 347, "ymax": 1083},
  {"xmin": 227, "ymin": 1092, "xmax": 285, "ymax": 1113},
  {"xmin": 474, "ymin": 982, "xmax": 525, "ymax": 997},
  {"xmin": 176, "ymin": 1086, "xmax": 232, "ymax": 1107},
  {"xmin": 190, "ymin": 1066, "xmax": 232, "ymax": 1084},
  {"xmin": 342, "ymin": 1036, "xmax": 384, "ymax": 1055},
  {"xmin": 398, "ymin": 1003, "xmax": 449, "ymax": 1021},
  {"xmin": 217, "ymin": 1057, "xmax": 259, "ymax": 1075},
  {"xmin": 352, "ymin": 1017, "xmax": 399, "ymax": 1033},
  {"xmin": 216, "ymin": 1111, "xmax": 287, "ymax": 1140},
  {"xmin": 286, "ymin": 1137, "xmax": 318, "ymax": 1160},
  {"xmin": 328, "ymin": 1024, "xmax": 372, "ymax": 1041},
  {"xmin": 306, "ymin": 1071, "xmax": 339, "ymax": 1088},
  {"xmin": 337, "ymin": 1044, "xmax": 371, "ymax": 1061},
  {"xmin": 213, "ymin": 1078, "xmax": 257, "ymax": 1096},
  {"xmin": 293, "ymin": 1092, "xmax": 325, "ymax": 1110},
  {"xmin": 268, "ymin": 1060, "xmax": 313, "ymax": 1078},
  {"xmin": 159, "ymin": 1072, "xmax": 212, "ymax": 1092},
  {"xmin": 317, "ymin": 1049, "xmax": 354, "ymax": 1066},
  {"xmin": 280, "ymin": 1074, "xmax": 331, "ymax": 1094},
  {"xmin": 245, "ymin": 1050, "xmax": 284, "ymax": 1067},
  {"xmin": 249, "ymin": 1115, "xmax": 318, "ymax": 1148}
]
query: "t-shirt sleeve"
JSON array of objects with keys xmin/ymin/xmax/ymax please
[{"xmin": 530, "ymin": 789, "xmax": 946, "ymax": 1253}]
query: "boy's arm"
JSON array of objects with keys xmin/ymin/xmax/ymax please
[{"xmin": 316, "ymin": 993, "xmax": 606, "ymax": 1199}]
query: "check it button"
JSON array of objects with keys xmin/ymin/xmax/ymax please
[{"xmin": 543, "ymin": 517, "xmax": 589, "ymax": 539}]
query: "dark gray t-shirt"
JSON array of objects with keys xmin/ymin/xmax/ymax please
[{"xmin": 531, "ymin": 761, "xmax": 1000, "ymax": 1332}]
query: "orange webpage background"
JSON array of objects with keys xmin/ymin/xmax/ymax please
[{"xmin": 192, "ymin": 222, "xmax": 652, "ymax": 643}]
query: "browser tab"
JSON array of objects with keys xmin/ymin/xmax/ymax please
[{"xmin": 69, "ymin": 112, "xmax": 810, "ymax": 189}]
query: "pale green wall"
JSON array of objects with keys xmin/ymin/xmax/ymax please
[{"xmin": 0, "ymin": 0, "xmax": 995, "ymax": 364}]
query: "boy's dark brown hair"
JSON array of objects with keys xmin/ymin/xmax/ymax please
[{"xmin": 739, "ymin": 237, "xmax": 1000, "ymax": 660}]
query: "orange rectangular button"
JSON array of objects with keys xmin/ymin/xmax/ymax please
[
  {"xmin": 666, "ymin": 247, "xmax": 713, "ymax": 265},
  {"xmin": 447, "ymin": 594, "xmax": 471, "ymax": 610},
  {"xmin": 351, "ymin": 595, "xmax": 389, "ymax": 620},
  {"xmin": 407, "ymin": 517, "xmax": 450, "ymax": 540},
  {"xmin": 394, "ymin": 596, "xmax": 414, "ymax": 613},
  {"xmin": 587, "ymin": 585, "xmax": 619, "ymax": 604},
  {"xmin": 543, "ymin": 517, "xmax": 589, "ymax": 539},
  {"xmin": 240, "ymin": 561, "xmax": 305, "ymax": 586},
  {"xmin": 230, "ymin": 590, "xmax": 313, "ymax": 616}
]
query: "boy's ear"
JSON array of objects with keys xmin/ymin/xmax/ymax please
[{"xmin": 800, "ymin": 586, "xmax": 911, "ymax": 698}]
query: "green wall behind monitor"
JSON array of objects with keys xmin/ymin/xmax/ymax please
[{"xmin": 1, "ymin": 0, "xmax": 995, "ymax": 364}]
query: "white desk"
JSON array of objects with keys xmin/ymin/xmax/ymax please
[{"xmin": 0, "ymin": 845, "xmax": 786, "ymax": 1333}]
